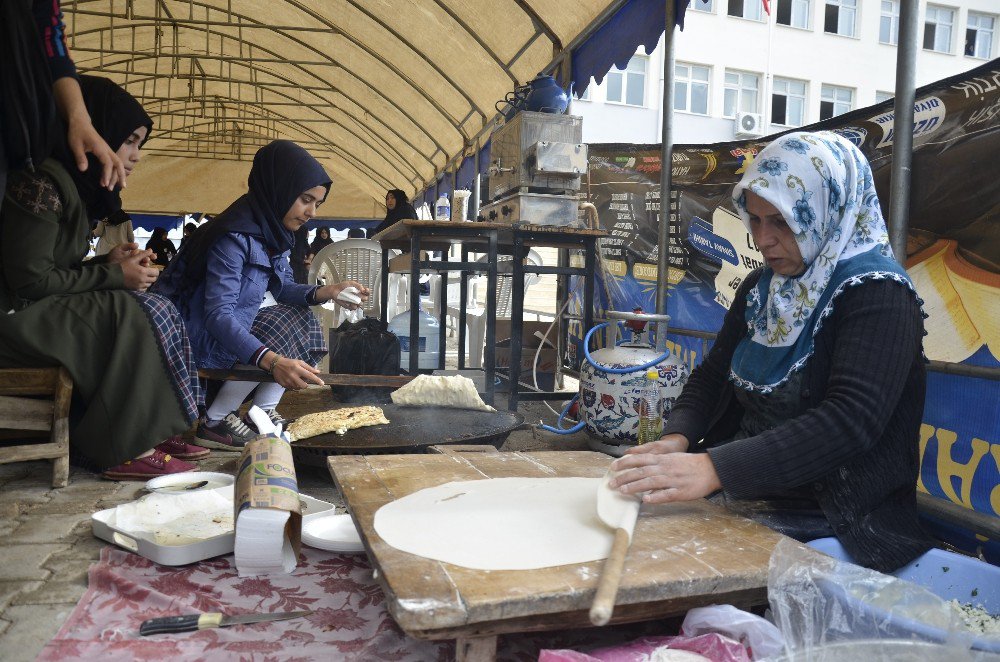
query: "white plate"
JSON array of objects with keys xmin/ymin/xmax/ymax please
[
  {"xmin": 145, "ymin": 471, "xmax": 234, "ymax": 493},
  {"xmin": 301, "ymin": 513, "xmax": 365, "ymax": 553}
]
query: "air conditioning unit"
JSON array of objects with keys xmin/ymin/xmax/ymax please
[{"xmin": 734, "ymin": 112, "xmax": 764, "ymax": 139}]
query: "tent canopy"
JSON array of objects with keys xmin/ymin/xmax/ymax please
[{"xmin": 66, "ymin": 0, "xmax": 649, "ymax": 217}]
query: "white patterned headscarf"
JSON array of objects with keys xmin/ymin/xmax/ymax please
[{"xmin": 729, "ymin": 131, "xmax": 913, "ymax": 391}]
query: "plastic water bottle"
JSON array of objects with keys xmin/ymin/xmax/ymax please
[
  {"xmin": 387, "ymin": 305, "xmax": 440, "ymax": 370},
  {"xmin": 435, "ymin": 194, "xmax": 451, "ymax": 221},
  {"xmin": 636, "ymin": 368, "xmax": 662, "ymax": 445}
]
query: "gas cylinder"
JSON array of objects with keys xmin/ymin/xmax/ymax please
[{"xmin": 579, "ymin": 332, "xmax": 688, "ymax": 444}]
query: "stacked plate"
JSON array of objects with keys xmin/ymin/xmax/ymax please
[{"xmin": 301, "ymin": 513, "xmax": 364, "ymax": 553}]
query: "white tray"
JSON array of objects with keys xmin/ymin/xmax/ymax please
[{"xmin": 91, "ymin": 487, "xmax": 334, "ymax": 566}]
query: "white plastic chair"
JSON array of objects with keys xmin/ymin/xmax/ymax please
[
  {"xmin": 444, "ymin": 249, "xmax": 542, "ymax": 368},
  {"xmin": 308, "ymin": 239, "xmax": 383, "ymax": 330}
]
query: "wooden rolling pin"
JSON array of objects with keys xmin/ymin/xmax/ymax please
[
  {"xmin": 589, "ymin": 470, "xmax": 642, "ymax": 626},
  {"xmin": 199, "ymin": 368, "xmax": 415, "ymax": 388}
]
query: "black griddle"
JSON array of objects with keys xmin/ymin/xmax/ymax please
[{"xmin": 290, "ymin": 404, "xmax": 525, "ymax": 467}]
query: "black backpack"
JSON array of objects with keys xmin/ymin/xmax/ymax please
[{"xmin": 327, "ymin": 316, "xmax": 401, "ymax": 404}]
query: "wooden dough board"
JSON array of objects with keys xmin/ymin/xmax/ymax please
[{"xmin": 328, "ymin": 447, "xmax": 787, "ymax": 659}]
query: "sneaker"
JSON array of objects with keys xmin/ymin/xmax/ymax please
[
  {"xmin": 245, "ymin": 408, "xmax": 289, "ymax": 435},
  {"xmin": 194, "ymin": 413, "xmax": 256, "ymax": 450},
  {"xmin": 155, "ymin": 435, "xmax": 211, "ymax": 460},
  {"xmin": 102, "ymin": 450, "xmax": 196, "ymax": 481}
]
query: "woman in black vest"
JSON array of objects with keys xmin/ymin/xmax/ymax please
[{"xmin": 610, "ymin": 131, "xmax": 933, "ymax": 572}]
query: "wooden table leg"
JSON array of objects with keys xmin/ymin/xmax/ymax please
[{"xmin": 456, "ymin": 635, "xmax": 497, "ymax": 662}]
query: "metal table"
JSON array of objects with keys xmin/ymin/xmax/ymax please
[
  {"xmin": 372, "ymin": 220, "xmax": 507, "ymax": 405},
  {"xmin": 505, "ymin": 224, "xmax": 606, "ymax": 410}
]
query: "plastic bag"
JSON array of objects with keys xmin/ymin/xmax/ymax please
[
  {"xmin": 538, "ymin": 632, "xmax": 750, "ymax": 662},
  {"xmin": 766, "ymin": 538, "xmax": 996, "ymax": 660},
  {"xmin": 327, "ymin": 316, "xmax": 400, "ymax": 404},
  {"xmin": 682, "ymin": 605, "xmax": 784, "ymax": 660}
]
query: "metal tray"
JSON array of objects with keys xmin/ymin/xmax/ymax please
[{"xmin": 91, "ymin": 486, "xmax": 334, "ymax": 566}]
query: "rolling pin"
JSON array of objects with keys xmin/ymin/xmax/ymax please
[{"xmin": 589, "ymin": 470, "xmax": 642, "ymax": 626}]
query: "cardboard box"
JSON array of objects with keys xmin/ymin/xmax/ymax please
[{"xmin": 494, "ymin": 321, "xmax": 558, "ymax": 391}]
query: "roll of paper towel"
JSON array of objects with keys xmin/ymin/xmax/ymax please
[{"xmin": 233, "ymin": 426, "xmax": 301, "ymax": 577}]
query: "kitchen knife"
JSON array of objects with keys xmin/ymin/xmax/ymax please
[{"xmin": 139, "ymin": 610, "xmax": 311, "ymax": 636}]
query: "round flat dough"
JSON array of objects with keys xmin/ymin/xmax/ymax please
[{"xmin": 373, "ymin": 477, "xmax": 613, "ymax": 570}]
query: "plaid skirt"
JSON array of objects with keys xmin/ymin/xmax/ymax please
[
  {"xmin": 251, "ymin": 303, "xmax": 327, "ymax": 367},
  {"xmin": 129, "ymin": 291, "xmax": 203, "ymax": 420}
]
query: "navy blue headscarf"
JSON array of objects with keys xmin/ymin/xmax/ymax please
[{"xmin": 159, "ymin": 140, "xmax": 330, "ymax": 309}]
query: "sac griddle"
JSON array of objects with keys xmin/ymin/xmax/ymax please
[{"xmin": 290, "ymin": 404, "xmax": 526, "ymax": 467}]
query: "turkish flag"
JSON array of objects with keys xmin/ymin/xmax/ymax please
[{"xmin": 762, "ymin": 0, "xmax": 771, "ymax": 15}]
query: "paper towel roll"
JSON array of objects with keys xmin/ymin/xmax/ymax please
[{"xmin": 233, "ymin": 434, "xmax": 302, "ymax": 576}]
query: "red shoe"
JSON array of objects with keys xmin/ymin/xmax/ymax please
[
  {"xmin": 102, "ymin": 450, "xmax": 196, "ymax": 481},
  {"xmin": 156, "ymin": 435, "xmax": 211, "ymax": 460}
]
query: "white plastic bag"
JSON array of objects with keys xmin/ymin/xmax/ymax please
[{"xmin": 682, "ymin": 604, "xmax": 784, "ymax": 660}]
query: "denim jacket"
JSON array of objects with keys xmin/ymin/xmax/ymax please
[{"xmin": 156, "ymin": 232, "xmax": 316, "ymax": 369}]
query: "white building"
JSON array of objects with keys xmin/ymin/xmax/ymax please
[{"xmin": 572, "ymin": 0, "xmax": 998, "ymax": 145}]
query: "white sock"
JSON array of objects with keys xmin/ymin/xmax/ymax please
[
  {"xmin": 252, "ymin": 382, "xmax": 286, "ymax": 412},
  {"xmin": 206, "ymin": 381, "xmax": 258, "ymax": 422}
]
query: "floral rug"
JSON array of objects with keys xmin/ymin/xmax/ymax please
[{"xmin": 38, "ymin": 546, "xmax": 666, "ymax": 661}]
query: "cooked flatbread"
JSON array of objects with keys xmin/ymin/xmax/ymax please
[
  {"xmin": 391, "ymin": 374, "xmax": 495, "ymax": 412},
  {"xmin": 287, "ymin": 406, "xmax": 390, "ymax": 441}
]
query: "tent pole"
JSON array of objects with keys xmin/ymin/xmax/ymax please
[
  {"xmin": 888, "ymin": 0, "xmax": 918, "ymax": 263},
  {"xmin": 655, "ymin": 0, "xmax": 676, "ymax": 350}
]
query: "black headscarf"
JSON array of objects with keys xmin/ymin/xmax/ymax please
[
  {"xmin": 145, "ymin": 226, "xmax": 175, "ymax": 267},
  {"xmin": 55, "ymin": 75, "xmax": 152, "ymax": 225},
  {"xmin": 0, "ymin": 0, "xmax": 57, "ymax": 178},
  {"xmin": 374, "ymin": 188, "xmax": 417, "ymax": 234},
  {"xmin": 310, "ymin": 227, "xmax": 334, "ymax": 254},
  {"xmin": 160, "ymin": 140, "xmax": 331, "ymax": 308}
]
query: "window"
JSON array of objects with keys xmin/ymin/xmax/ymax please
[
  {"xmin": 875, "ymin": 91, "xmax": 894, "ymax": 103},
  {"xmin": 820, "ymin": 84, "xmax": 853, "ymax": 120},
  {"xmin": 606, "ymin": 56, "xmax": 647, "ymax": 106},
  {"xmin": 880, "ymin": 0, "xmax": 899, "ymax": 45},
  {"xmin": 924, "ymin": 5, "xmax": 954, "ymax": 53},
  {"xmin": 824, "ymin": 0, "xmax": 856, "ymax": 37},
  {"xmin": 727, "ymin": 0, "xmax": 763, "ymax": 21},
  {"xmin": 575, "ymin": 85, "xmax": 591, "ymax": 101},
  {"xmin": 966, "ymin": 12, "xmax": 995, "ymax": 58},
  {"xmin": 771, "ymin": 77, "xmax": 807, "ymax": 126},
  {"xmin": 724, "ymin": 70, "xmax": 759, "ymax": 117},
  {"xmin": 777, "ymin": 0, "xmax": 809, "ymax": 29},
  {"xmin": 691, "ymin": 0, "xmax": 714, "ymax": 12},
  {"xmin": 674, "ymin": 63, "xmax": 710, "ymax": 115}
]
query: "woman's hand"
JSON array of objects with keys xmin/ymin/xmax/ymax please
[
  {"xmin": 609, "ymin": 442, "xmax": 722, "ymax": 504},
  {"xmin": 120, "ymin": 251, "xmax": 159, "ymax": 291},
  {"xmin": 105, "ymin": 242, "xmax": 142, "ymax": 265},
  {"xmin": 317, "ymin": 280, "xmax": 370, "ymax": 310},
  {"xmin": 54, "ymin": 78, "xmax": 127, "ymax": 191},
  {"xmin": 265, "ymin": 352, "xmax": 325, "ymax": 390},
  {"xmin": 624, "ymin": 433, "xmax": 690, "ymax": 455}
]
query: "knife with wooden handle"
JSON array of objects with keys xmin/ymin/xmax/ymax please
[{"xmin": 139, "ymin": 610, "xmax": 311, "ymax": 635}]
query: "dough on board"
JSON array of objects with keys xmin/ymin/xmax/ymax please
[
  {"xmin": 391, "ymin": 374, "xmax": 495, "ymax": 411},
  {"xmin": 373, "ymin": 477, "xmax": 613, "ymax": 570}
]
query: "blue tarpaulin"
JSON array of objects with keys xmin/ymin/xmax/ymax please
[
  {"xmin": 130, "ymin": 213, "xmax": 185, "ymax": 232},
  {"xmin": 571, "ymin": 0, "xmax": 688, "ymax": 97},
  {"xmin": 306, "ymin": 218, "xmax": 381, "ymax": 232},
  {"xmin": 456, "ymin": 155, "xmax": 475, "ymax": 191}
]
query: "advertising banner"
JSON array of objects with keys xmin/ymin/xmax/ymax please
[{"xmin": 573, "ymin": 59, "xmax": 1000, "ymax": 549}]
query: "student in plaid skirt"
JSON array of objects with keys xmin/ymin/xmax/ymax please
[{"xmin": 154, "ymin": 140, "xmax": 369, "ymax": 449}]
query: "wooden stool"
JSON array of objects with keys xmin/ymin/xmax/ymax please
[{"xmin": 0, "ymin": 367, "xmax": 72, "ymax": 488}]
